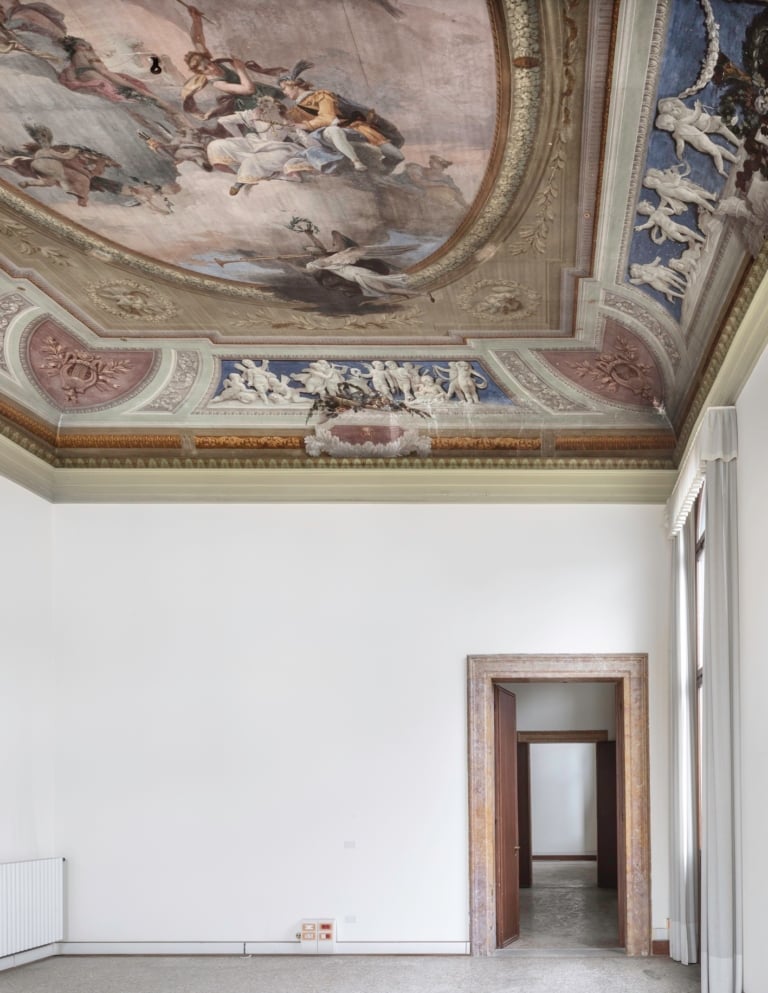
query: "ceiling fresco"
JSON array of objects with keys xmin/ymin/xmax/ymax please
[
  {"xmin": 0, "ymin": 0, "xmax": 766, "ymax": 488},
  {"xmin": 0, "ymin": 0, "xmax": 505, "ymax": 311}
]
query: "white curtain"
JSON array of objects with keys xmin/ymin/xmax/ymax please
[
  {"xmin": 666, "ymin": 407, "xmax": 741, "ymax": 990},
  {"xmin": 700, "ymin": 450, "xmax": 742, "ymax": 993},
  {"xmin": 669, "ymin": 512, "xmax": 698, "ymax": 964}
]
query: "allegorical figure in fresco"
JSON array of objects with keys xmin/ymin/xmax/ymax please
[
  {"xmin": 205, "ymin": 95, "xmax": 308, "ymax": 194},
  {"xmin": 1, "ymin": 1, "xmax": 66, "ymax": 41},
  {"xmin": 181, "ymin": 2, "xmax": 285, "ymax": 119},
  {"xmin": 58, "ymin": 35, "xmax": 187, "ymax": 130},
  {"xmin": 0, "ymin": 123, "xmax": 120, "ymax": 207},
  {"xmin": 277, "ymin": 60, "xmax": 405, "ymax": 173}
]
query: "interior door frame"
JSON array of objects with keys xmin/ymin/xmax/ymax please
[{"xmin": 467, "ymin": 653, "xmax": 651, "ymax": 957}]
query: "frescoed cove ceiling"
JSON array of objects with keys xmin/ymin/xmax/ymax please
[
  {"xmin": 0, "ymin": 0, "xmax": 766, "ymax": 479},
  {"xmin": 0, "ymin": 0, "xmax": 505, "ymax": 310}
]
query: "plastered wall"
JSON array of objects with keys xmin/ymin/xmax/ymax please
[
  {"xmin": 0, "ymin": 476, "xmax": 55, "ymax": 861},
  {"xmin": 47, "ymin": 501, "xmax": 671, "ymax": 948}
]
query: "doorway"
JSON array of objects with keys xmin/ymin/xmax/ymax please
[
  {"xmin": 516, "ymin": 734, "xmax": 619, "ymax": 950},
  {"xmin": 467, "ymin": 654, "xmax": 651, "ymax": 957}
]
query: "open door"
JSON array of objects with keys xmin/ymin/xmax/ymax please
[{"xmin": 494, "ymin": 684, "xmax": 520, "ymax": 946}]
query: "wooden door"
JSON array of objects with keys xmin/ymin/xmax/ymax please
[
  {"xmin": 517, "ymin": 741, "xmax": 532, "ymax": 889},
  {"xmin": 494, "ymin": 684, "xmax": 520, "ymax": 946},
  {"xmin": 596, "ymin": 740, "xmax": 618, "ymax": 888}
]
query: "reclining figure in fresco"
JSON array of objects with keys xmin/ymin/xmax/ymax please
[{"xmin": 276, "ymin": 60, "xmax": 405, "ymax": 174}]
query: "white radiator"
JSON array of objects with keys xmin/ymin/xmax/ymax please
[{"xmin": 0, "ymin": 858, "xmax": 64, "ymax": 958}]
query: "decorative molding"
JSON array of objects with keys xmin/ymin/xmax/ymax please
[
  {"xmin": 0, "ymin": 292, "xmax": 30, "ymax": 372},
  {"xmin": 603, "ymin": 292, "xmax": 681, "ymax": 369},
  {"xmin": 505, "ymin": 0, "xmax": 580, "ymax": 257},
  {"xmin": 141, "ymin": 351, "xmax": 200, "ymax": 413},
  {"xmin": 675, "ymin": 241, "xmax": 768, "ymax": 460},
  {"xmin": 86, "ymin": 280, "xmax": 177, "ymax": 321},
  {"xmin": 495, "ymin": 353, "xmax": 587, "ymax": 412},
  {"xmin": 0, "ymin": 458, "xmax": 677, "ymax": 505},
  {"xmin": 555, "ymin": 434, "xmax": 675, "ymax": 452},
  {"xmin": 305, "ymin": 412, "xmax": 432, "ymax": 459},
  {"xmin": 432, "ymin": 436, "xmax": 541, "ymax": 451},
  {"xmin": 0, "ymin": 395, "xmax": 58, "ymax": 446},
  {"xmin": 457, "ymin": 279, "xmax": 541, "ymax": 322},
  {"xmin": 56, "ymin": 434, "xmax": 183, "ymax": 450},
  {"xmin": 411, "ymin": 0, "xmax": 544, "ymax": 286},
  {"xmin": 195, "ymin": 435, "xmax": 303, "ymax": 450}
]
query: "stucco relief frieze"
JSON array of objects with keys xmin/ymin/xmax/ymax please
[
  {"xmin": 206, "ymin": 357, "xmax": 512, "ymax": 411},
  {"xmin": 616, "ymin": 0, "xmax": 672, "ymax": 281}
]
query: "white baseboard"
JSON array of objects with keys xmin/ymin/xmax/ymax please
[
  {"xmin": 0, "ymin": 943, "xmax": 60, "ymax": 971},
  {"xmin": 59, "ymin": 940, "xmax": 470, "ymax": 956}
]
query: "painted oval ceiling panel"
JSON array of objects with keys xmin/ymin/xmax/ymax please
[{"xmin": 0, "ymin": 0, "xmax": 539, "ymax": 313}]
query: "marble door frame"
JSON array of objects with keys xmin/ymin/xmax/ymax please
[{"xmin": 467, "ymin": 653, "xmax": 651, "ymax": 957}]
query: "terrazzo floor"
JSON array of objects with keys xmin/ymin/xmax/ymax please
[
  {"xmin": 510, "ymin": 858, "xmax": 620, "ymax": 950},
  {"xmin": 0, "ymin": 862, "xmax": 700, "ymax": 993},
  {"xmin": 0, "ymin": 953, "xmax": 702, "ymax": 993}
]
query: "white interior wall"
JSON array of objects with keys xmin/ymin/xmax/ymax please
[
  {"xmin": 736, "ymin": 343, "xmax": 768, "ymax": 993},
  {"xmin": 49, "ymin": 501, "xmax": 671, "ymax": 949},
  {"xmin": 505, "ymin": 682, "xmax": 616, "ymax": 736},
  {"xmin": 530, "ymin": 743, "xmax": 596, "ymax": 856},
  {"xmin": 0, "ymin": 476, "xmax": 55, "ymax": 861}
]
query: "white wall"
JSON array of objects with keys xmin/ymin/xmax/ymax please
[
  {"xmin": 737, "ymin": 344, "xmax": 768, "ymax": 993},
  {"xmin": 49, "ymin": 501, "xmax": 671, "ymax": 949},
  {"xmin": 505, "ymin": 682, "xmax": 616, "ymax": 736},
  {"xmin": 530, "ymin": 742, "xmax": 597, "ymax": 856},
  {"xmin": 0, "ymin": 476, "xmax": 55, "ymax": 862}
]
